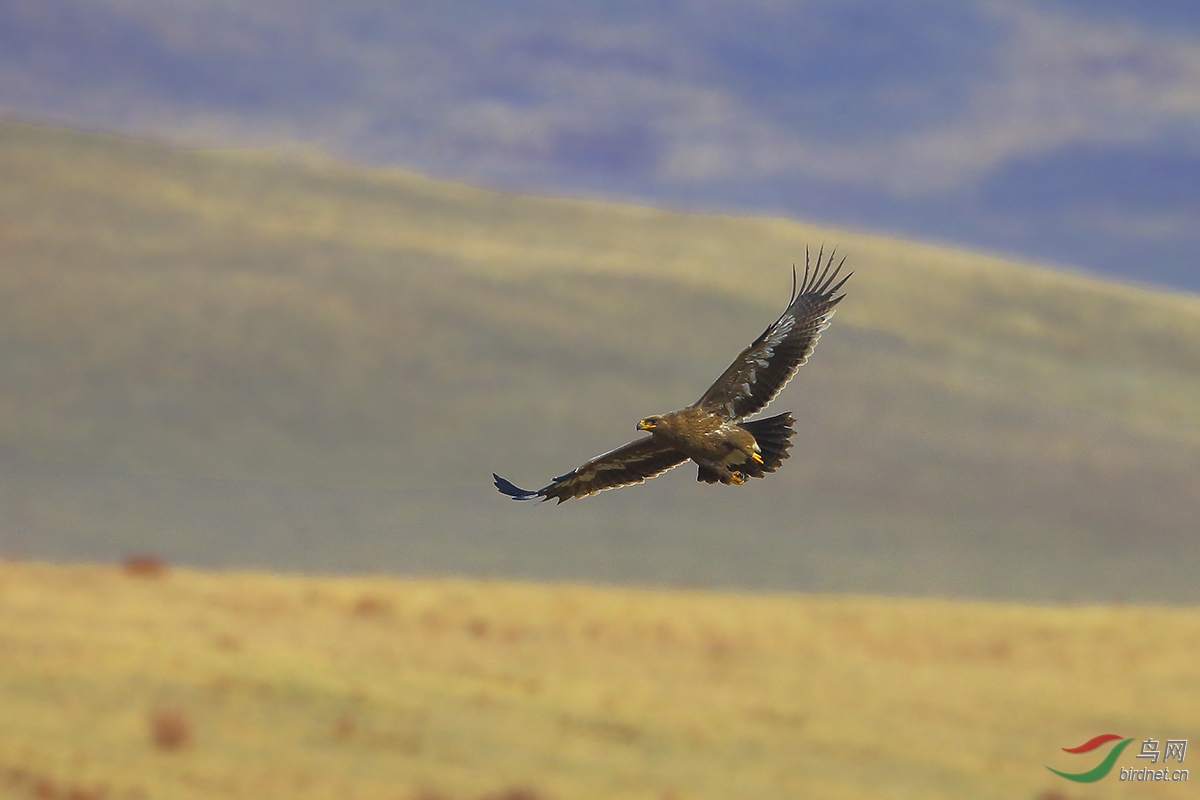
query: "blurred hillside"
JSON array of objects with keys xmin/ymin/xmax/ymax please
[{"xmin": 1, "ymin": 120, "xmax": 1198, "ymax": 600}]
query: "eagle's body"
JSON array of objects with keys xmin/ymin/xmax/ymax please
[
  {"xmin": 637, "ymin": 408, "xmax": 760, "ymax": 484},
  {"xmin": 494, "ymin": 247, "xmax": 849, "ymax": 503}
]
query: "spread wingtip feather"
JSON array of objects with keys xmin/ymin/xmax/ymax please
[{"xmin": 493, "ymin": 473, "xmax": 539, "ymax": 500}]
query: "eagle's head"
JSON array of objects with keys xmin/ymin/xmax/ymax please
[{"xmin": 637, "ymin": 415, "xmax": 667, "ymax": 432}]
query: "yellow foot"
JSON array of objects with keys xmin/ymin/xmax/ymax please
[
  {"xmin": 730, "ymin": 471, "xmax": 746, "ymax": 485},
  {"xmin": 751, "ymin": 452, "xmax": 764, "ymax": 464}
]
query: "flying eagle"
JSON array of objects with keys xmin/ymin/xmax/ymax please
[{"xmin": 493, "ymin": 247, "xmax": 850, "ymax": 503}]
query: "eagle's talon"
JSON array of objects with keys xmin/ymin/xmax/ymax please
[
  {"xmin": 751, "ymin": 452, "xmax": 764, "ymax": 464},
  {"xmin": 730, "ymin": 471, "xmax": 746, "ymax": 485}
]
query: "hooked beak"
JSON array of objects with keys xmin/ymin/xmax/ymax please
[{"xmin": 637, "ymin": 419, "xmax": 656, "ymax": 432}]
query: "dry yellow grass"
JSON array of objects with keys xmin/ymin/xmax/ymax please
[{"xmin": 1, "ymin": 561, "xmax": 1196, "ymax": 799}]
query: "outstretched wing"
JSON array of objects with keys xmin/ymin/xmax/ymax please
[
  {"xmin": 696, "ymin": 246, "xmax": 850, "ymax": 419},
  {"xmin": 493, "ymin": 438, "xmax": 688, "ymax": 504}
]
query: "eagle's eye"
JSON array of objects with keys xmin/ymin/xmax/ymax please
[{"xmin": 637, "ymin": 417, "xmax": 659, "ymax": 432}]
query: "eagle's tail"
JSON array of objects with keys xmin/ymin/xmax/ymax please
[{"xmin": 739, "ymin": 412, "xmax": 795, "ymax": 477}]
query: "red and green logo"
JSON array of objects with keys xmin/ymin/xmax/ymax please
[{"xmin": 1047, "ymin": 734, "xmax": 1134, "ymax": 782}]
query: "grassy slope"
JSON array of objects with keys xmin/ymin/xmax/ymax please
[
  {"xmin": 2, "ymin": 562, "xmax": 1198, "ymax": 800},
  {"xmin": 2, "ymin": 120, "xmax": 1199, "ymax": 599}
]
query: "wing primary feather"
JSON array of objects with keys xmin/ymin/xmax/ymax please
[
  {"xmin": 808, "ymin": 246, "xmax": 823, "ymax": 292},
  {"xmin": 492, "ymin": 473, "xmax": 540, "ymax": 501},
  {"xmin": 802, "ymin": 246, "xmax": 811, "ymax": 297},
  {"xmin": 828, "ymin": 266, "xmax": 851, "ymax": 297},
  {"xmin": 818, "ymin": 253, "xmax": 842, "ymax": 293},
  {"xmin": 802, "ymin": 247, "xmax": 817, "ymax": 293},
  {"xmin": 829, "ymin": 269, "xmax": 853, "ymax": 298},
  {"xmin": 814, "ymin": 245, "xmax": 835, "ymax": 291}
]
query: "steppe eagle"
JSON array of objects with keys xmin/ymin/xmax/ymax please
[{"xmin": 493, "ymin": 247, "xmax": 850, "ymax": 503}]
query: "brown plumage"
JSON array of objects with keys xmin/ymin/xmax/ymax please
[{"xmin": 494, "ymin": 247, "xmax": 850, "ymax": 503}]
